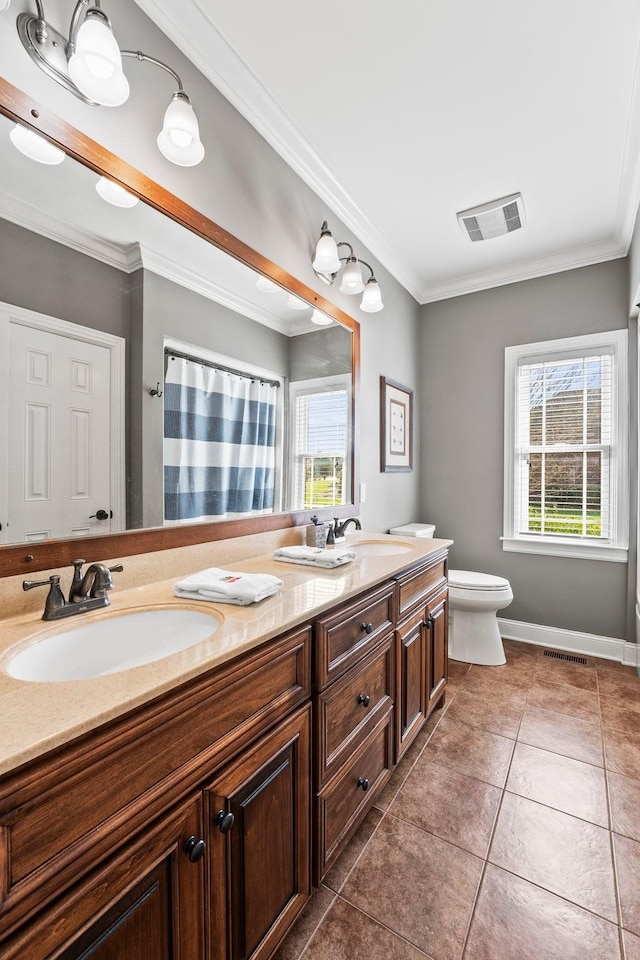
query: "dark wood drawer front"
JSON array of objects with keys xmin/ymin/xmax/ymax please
[
  {"xmin": 0, "ymin": 626, "xmax": 311, "ymax": 933},
  {"xmin": 315, "ymin": 707, "xmax": 393, "ymax": 881},
  {"xmin": 396, "ymin": 556, "xmax": 447, "ymax": 619},
  {"xmin": 316, "ymin": 636, "xmax": 393, "ymax": 785},
  {"xmin": 315, "ymin": 583, "xmax": 395, "ymax": 689}
]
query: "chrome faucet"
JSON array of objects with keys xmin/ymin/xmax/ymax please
[
  {"xmin": 23, "ymin": 558, "xmax": 124, "ymax": 621},
  {"xmin": 333, "ymin": 516, "xmax": 362, "ymax": 542}
]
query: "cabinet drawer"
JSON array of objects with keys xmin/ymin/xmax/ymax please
[
  {"xmin": 316, "ymin": 636, "xmax": 394, "ymax": 785},
  {"xmin": 315, "ymin": 582, "xmax": 395, "ymax": 689},
  {"xmin": 396, "ymin": 555, "xmax": 447, "ymax": 619},
  {"xmin": 315, "ymin": 706, "xmax": 393, "ymax": 882},
  {"xmin": 0, "ymin": 625, "xmax": 311, "ymax": 937}
]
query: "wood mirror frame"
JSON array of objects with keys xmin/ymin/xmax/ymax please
[{"xmin": 0, "ymin": 77, "xmax": 360, "ymax": 578}]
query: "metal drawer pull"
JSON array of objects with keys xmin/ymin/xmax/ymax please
[
  {"xmin": 360, "ymin": 622, "xmax": 374, "ymax": 634},
  {"xmin": 213, "ymin": 810, "xmax": 235, "ymax": 833},
  {"xmin": 357, "ymin": 694, "xmax": 371, "ymax": 707}
]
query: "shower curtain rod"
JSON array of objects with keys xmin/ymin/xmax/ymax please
[{"xmin": 165, "ymin": 348, "xmax": 281, "ymax": 388}]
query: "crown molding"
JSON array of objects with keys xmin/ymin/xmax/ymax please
[
  {"xmin": 420, "ymin": 239, "xmax": 627, "ymax": 304},
  {"xmin": 0, "ymin": 187, "xmax": 129, "ymax": 271}
]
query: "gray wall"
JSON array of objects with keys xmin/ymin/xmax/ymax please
[
  {"xmin": 420, "ymin": 259, "xmax": 633, "ymax": 640},
  {"xmin": 289, "ymin": 326, "xmax": 352, "ymax": 381},
  {"xmin": 0, "ymin": 218, "xmax": 129, "ymax": 339},
  {"xmin": 0, "ymin": 0, "xmax": 423, "ymax": 534}
]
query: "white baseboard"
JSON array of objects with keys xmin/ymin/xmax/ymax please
[{"xmin": 498, "ymin": 618, "xmax": 638, "ymax": 668}]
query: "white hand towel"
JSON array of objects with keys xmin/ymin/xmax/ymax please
[
  {"xmin": 272, "ymin": 545, "xmax": 356, "ymax": 569},
  {"xmin": 174, "ymin": 568, "xmax": 283, "ymax": 605}
]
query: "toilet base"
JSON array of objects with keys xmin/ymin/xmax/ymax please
[{"xmin": 448, "ymin": 608, "xmax": 506, "ymax": 666}]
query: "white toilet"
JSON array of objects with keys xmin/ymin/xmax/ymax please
[{"xmin": 447, "ymin": 570, "xmax": 513, "ymax": 665}]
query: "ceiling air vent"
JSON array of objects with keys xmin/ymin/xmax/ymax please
[{"xmin": 457, "ymin": 193, "xmax": 525, "ymax": 242}]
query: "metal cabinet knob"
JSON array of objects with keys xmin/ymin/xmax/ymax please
[
  {"xmin": 357, "ymin": 694, "xmax": 371, "ymax": 707},
  {"xmin": 213, "ymin": 809, "xmax": 235, "ymax": 833},
  {"xmin": 360, "ymin": 622, "xmax": 373, "ymax": 634},
  {"xmin": 183, "ymin": 835, "xmax": 206, "ymax": 862},
  {"xmin": 357, "ymin": 777, "xmax": 370, "ymax": 791}
]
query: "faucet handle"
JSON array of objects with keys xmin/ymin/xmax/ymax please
[
  {"xmin": 23, "ymin": 575, "xmax": 67, "ymax": 620},
  {"xmin": 23, "ymin": 574, "xmax": 61, "ymax": 592},
  {"xmin": 108, "ymin": 564, "xmax": 124, "ymax": 574}
]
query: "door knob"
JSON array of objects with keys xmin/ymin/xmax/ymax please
[
  {"xmin": 89, "ymin": 509, "xmax": 110, "ymax": 520},
  {"xmin": 213, "ymin": 810, "xmax": 235, "ymax": 833}
]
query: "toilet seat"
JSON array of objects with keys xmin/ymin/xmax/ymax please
[{"xmin": 448, "ymin": 570, "xmax": 510, "ymax": 591}]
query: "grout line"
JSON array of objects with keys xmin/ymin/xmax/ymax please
[
  {"xmin": 332, "ymin": 894, "xmax": 437, "ymax": 959},
  {"xmin": 294, "ymin": 887, "xmax": 338, "ymax": 960}
]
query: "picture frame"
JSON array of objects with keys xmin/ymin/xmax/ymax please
[{"xmin": 380, "ymin": 376, "xmax": 413, "ymax": 472}]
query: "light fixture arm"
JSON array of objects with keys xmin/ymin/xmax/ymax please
[
  {"xmin": 67, "ymin": 0, "xmax": 93, "ymax": 57},
  {"xmin": 121, "ymin": 50, "xmax": 185, "ymax": 92}
]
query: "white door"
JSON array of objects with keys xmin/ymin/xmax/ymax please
[{"xmin": 6, "ymin": 321, "xmax": 114, "ymax": 543}]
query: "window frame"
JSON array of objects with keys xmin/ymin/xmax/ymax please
[{"xmin": 502, "ymin": 329, "xmax": 628, "ymax": 562}]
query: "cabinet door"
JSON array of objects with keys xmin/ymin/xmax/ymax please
[
  {"xmin": 395, "ymin": 608, "xmax": 427, "ymax": 762},
  {"xmin": 206, "ymin": 705, "xmax": 311, "ymax": 960},
  {"xmin": 2, "ymin": 795, "xmax": 205, "ymax": 960},
  {"xmin": 426, "ymin": 588, "xmax": 448, "ymax": 713}
]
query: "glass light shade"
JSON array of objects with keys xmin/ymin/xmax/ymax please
[
  {"xmin": 0, "ymin": 0, "xmax": 11, "ymax": 10},
  {"xmin": 339, "ymin": 257, "xmax": 365, "ymax": 295},
  {"xmin": 68, "ymin": 15, "xmax": 129, "ymax": 106},
  {"xmin": 9, "ymin": 124, "xmax": 65, "ymax": 164},
  {"xmin": 360, "ymin": 277, "xmax": 384, "ymax": 312},
  {"xmin": 287, "ymin": 295, "xmax": 308, "ymax": 310},
  {"xmin": 256, "ymin": 276, "xmax": 280, "ymax": 293},
  {"xmin": 157, "ymin": 96, "xmax": 205, "ymax": 166},
  {"xmin": 311, "ymin": 309, "xmax": 332, "ymax": 326},
  {"xmin": 96, "ymin": 176, "xmax": 139, "ymax": 208},
  {"xmin": 312, "ymin": 231, "xmax": 341, "ymax": 274}
]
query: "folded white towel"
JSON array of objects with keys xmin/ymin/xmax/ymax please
[
  {"xmin": 272, "ymin": 545, "xmax": 356, "ymax": 569},
  {"xmin": 174, "ymin": 568, "xmax": 283, "ymax": 605}
]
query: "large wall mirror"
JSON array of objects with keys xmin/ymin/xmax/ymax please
[{"xmin": 0, "ymin": 79, "xmax": 360, "ymax": 576}]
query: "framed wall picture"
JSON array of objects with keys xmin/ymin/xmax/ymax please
[{"xmin": 380, "ymin": 376, "xmax": 413, "ymax": 472}]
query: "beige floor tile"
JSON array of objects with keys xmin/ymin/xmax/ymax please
[
  {"xmin": 600, "ymin": 695, "xmax": 640, "ymax": 736},
  {"xmin": 603, "ymin": 727, "xmax": 640, "ymax": 780},
  {"xmin": 342, "ymin": 816, "xmax": 483, "ymax": 960},
  {"xmin": 614, "ymin": 833, "xmax": 640, "ymax": 937},
  {"xmin": 505, "ymin": 741, "xmax": 608, "ymax": 826},
  {"xmin": 526, "ymin": 677, "xmax": 600, "ymax": 722},
  {"xmin": 272, "ymin": 885, "xmax": 336, "ymax": 960},
  {"xmin": 609, "ymin": 772, "xmax": 640, "ymax": 843},
  {"xmin": 423, "ymin": 716, "xmax": 515, "ymax": 787},
  {"xmin": 463, "ymin": 865, "xmax": 621, "ymax": 960},
  {"xmin": 389, "ymin": 757, "xmax": 502, "ymax": 858},
  {"xmin": 444, "ymin": 687, "xmax": 524, "ymax": 740},
  {"xmin": 302, "ymin": 897, "xmax": 435, "ymax": 960},
  {"xmin": 534, "ymin": 655, "xmax": 597, "ymax": 692},
  {"xmin": 517, "ymin": 706, "xmax": 603, "ymax": 766},
  {"xmin": 489, "ymin": 793, "xmax": 616, "ymax": 922},
  {"xmin": 323, "ymin": 807, "xmax": 384, "ymax": 893}
]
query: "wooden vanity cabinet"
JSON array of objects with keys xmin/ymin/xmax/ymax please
[
  {"xmin": 394, "ymin": 551, "xmax": 449, "ymax": 763},
  {"xmin": 0, "ymin": 626, "xmax": 312, "ymax": 960},
  {"xmin": 313, "ymin": 583, "xmax": 396, "ymax": 883}
]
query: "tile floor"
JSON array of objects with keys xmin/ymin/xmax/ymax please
[{"xmin": 274, "ymin": 640, "xmax": 640, "ymax": 960}]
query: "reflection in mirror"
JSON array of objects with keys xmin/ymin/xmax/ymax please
[{"xmin": 0, "ymin": 113, "xmax": 355, "ymax": 547}]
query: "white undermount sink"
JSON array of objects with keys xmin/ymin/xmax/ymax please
[
  {"xmin": 349, "ymin": 538, "xmax": 415, "ymax": 557},
  {"xmin": 5, "ymin": 607, "xmax": 221, "ymax": 683}
]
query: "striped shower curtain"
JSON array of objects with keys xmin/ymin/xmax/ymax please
[{"xmin": 163, "ymin": 355, "xmax": 278, "ymax": 522}]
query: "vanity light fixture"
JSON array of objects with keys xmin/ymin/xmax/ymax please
[
  {"xmin": 17, "ymin": 0, "xmax": 205, "ymax": 165},
  {"xmin": 95, "ymin": 175, "xmax": 139, "ymax": 207},
  {"xmin": 312, "ymin": 221, "xmax": 384, "ymax": 313},
  {"xmin": 9, "ymin": 122, "xmax": 65, "ymax": 164},
  {"xmin": 0, "ymin": 0, "xmax": 11, "ymax": 11}
]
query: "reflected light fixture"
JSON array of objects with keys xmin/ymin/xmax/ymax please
[
  {"xmin": 311, "ymin": 309, "xmax": 332, "ymax": 326},
  {"xmin": 287, "ymin": 294, "xmax": 308, "ymax": 310},
  {"xmin": 255, "ymin": 276, "xmax": 280, "ymax": 294},
  {"xmin": 17, "ymin": 1, "xmax": 204, "ymax": 165},
  {"xmin": 9, "ymin": 122, "xmax": 65, "ymax": 164},
  {"xmin": 96, "ymin": 175, "xmax": 139, "ymax": 207},
  {"xmin": 0, "ymin": 0, "xmax": 11, "ymax": 11},
  {"xmin": 312, "ymin": 221, "xmax": 383, "ymax": 312}
]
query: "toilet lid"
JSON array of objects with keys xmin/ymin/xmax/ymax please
[{"xmin": 448, "ymin": 569, "xmax": 511, "ymax": 591}]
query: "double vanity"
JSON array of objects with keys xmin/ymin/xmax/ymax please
[{"xmin": 0, "ymin": 530, "xmax": 451, "ymax": 960}]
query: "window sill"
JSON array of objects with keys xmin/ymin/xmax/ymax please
[{"xmin": 501, "ymin": 536, "xmax": 628, "ymax": 563}]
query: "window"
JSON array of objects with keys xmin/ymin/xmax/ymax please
[
  {"xmin": 289, "ymin": 375, "xmax": 351, "ymax": 511},
  {"xmin": 503, "ymin": 330, "xmax": 628, "ymax": 561}
]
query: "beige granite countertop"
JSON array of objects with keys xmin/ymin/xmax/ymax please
[{"xmin": 0, "ymin": 531, "xmax": 451, "ymax": 777}]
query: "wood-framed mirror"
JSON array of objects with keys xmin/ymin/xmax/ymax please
[{"xmin": 0, "ymin": 78, "xmax": 360, "ymax": 578}]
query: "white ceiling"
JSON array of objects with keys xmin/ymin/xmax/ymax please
[{"xmin": 134, "ymin": 0, "xmax": 640, "ymax": 304}]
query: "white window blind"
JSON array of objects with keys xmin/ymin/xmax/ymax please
[
  {"xmin": 503, "ymin": 330, "xmax": 628, "ymax": 562},
  {"xmin": 290, "ymin": 378, "xmax": 350, "ymax": 510}
]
